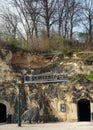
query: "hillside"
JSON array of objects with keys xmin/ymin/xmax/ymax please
[{"xmin": 0, "ymin": 45, "xmax": 93, "ymax": 122}]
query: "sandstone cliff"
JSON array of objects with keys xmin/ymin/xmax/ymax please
[{"xmin": 0, "ymin": 47, "xmax": 93, "ymax": 122}]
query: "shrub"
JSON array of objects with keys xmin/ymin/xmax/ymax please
[
  {"xmin": 49, "ymin": 35, "xmax": 64, "ymax": 51},
  {"xmin": 86, "ymin": 74, "xmax": 93, "ymax": 81},
  {"xmin": 85, "ymin": 56, "xmax": 93, "ymax": 65}
]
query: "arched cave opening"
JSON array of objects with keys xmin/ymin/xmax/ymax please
[
  {"xmin": 77, "ymin": 99, "xmax": 90, "ymax": 121},
  {"xmin": 0, "ymin": 103, "xmax": 6, "ymax": 123}
]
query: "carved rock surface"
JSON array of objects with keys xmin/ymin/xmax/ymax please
[{"xmin": 0, "ymin": 49, "xmax": 93, "ymax": 122}]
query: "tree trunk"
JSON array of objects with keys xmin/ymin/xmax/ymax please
[
  {"xmin": 70, "ymin": 17, "xmax": 73, "ymax": 40},
  {"xmin": 45, "ymin": 0, "xmax": 50, "ymax": 38},
  {"xmin": 46, "ymin": 21, "xmax": 50, "ymax": 38},
  {"xmin": 58, "ymin": 18, "xmax": 62, "ymax": 36},
  {"xmin": 89, "ymin": 14, "xmax": 92, "ymax": 43}
]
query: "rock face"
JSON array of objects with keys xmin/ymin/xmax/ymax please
[
  {"xmin": 11, "ymin": 51, "xmax": 49, "ymax": 68},
  {"xmin": 0, "ymin": 49, "xmax": 93, "ymax": 123}
]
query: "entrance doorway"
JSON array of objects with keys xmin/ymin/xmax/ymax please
[
  {"xmin": 77, "ymin": 99, "xmax": 90, "ymax": 121},
  {"xmin": 0, "ymin": 103, "xmax": 6, "ymax": 122}
]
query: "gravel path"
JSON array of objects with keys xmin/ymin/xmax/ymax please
[{"xmin": 0, "ymin": 122, "xmax": 93, "ymax": 130}]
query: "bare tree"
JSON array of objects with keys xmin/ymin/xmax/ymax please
[
  {"xmin": 56, "ymin": 0, "xmax": 81, "ymax": 39},
  {"xmin": 1, "ymin": 0, "xmax": 92, "ymax": 48},
  {"xmin": 56, "ymin": 0, "xmax": 66, "ymax": 36},
  {"xmin": 68, "ymin": 0, "xmax": 81, "ymax": 39},
  {"xmin": 39, "ymin": 0, "xmax": 57, "ymax": 38},
  {"xmin": 23, "ymin": 0, "xmax": 40, "ymax": 38},
  {"xmin": 81, "ymin": 0, "xmax": 93, "ymax": 43},
  {"xmin": 11, "ymin": 0, "xmax": 40, "ymax": 44},
  {"xmin": 0, "ymin": 5, "xmax": 19, "ymax": 40}
]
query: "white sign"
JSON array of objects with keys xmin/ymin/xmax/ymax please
[{"xmin": 24, "ymin": 73, "xmax": 68, "ymax": 83}]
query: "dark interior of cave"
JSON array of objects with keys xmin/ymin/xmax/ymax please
[
  {"xmin": 77, "ymin": 99, "xmax": 90, "ymax": 121},
  {"xmin": 0, "ymin": 103, "xmax": 6, "ymax": 123}
]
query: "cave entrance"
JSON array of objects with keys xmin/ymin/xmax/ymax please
[
  {"xmin": 0, "ymin": 103, "xmax": 6, "ymax": 123},
  {"xmin": 77, "ymin": 99, "xmax": 90, "ymax": 121}
]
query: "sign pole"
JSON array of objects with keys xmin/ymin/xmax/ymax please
[{"xmin": 18, "ymin": 84, "xmax": 21, "ymax": 127}]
